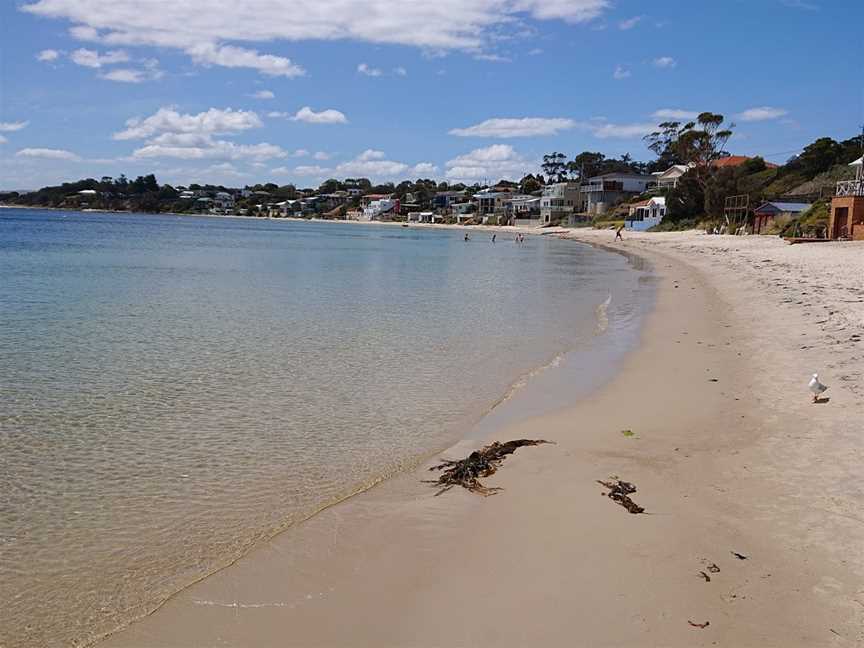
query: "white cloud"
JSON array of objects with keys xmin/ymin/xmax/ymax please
[
  {"xmin": 70, "ymin": 48, "xmax": 129, "ymax": 68},
  {"xmin": 313, "ymin": 151, "xmax": 331, "ymax": 160},
  {"xmin": 393, "ymin": 66, "xmax": 408, "ymax": 76},
  {"xmin": 267, "ymin": 111, "xmax": 289, "ymax": 118},
  {"xmin": 652, "ymin": 109, "xmax": 698, "ymax": 120},
  {"xmin": 112, "ymin": 106, "xmax": 285, "ymax": 161},
  {"xmin": 589, "ymin": 122, "xmax": 657, "ymax": 139},
  {"xmin": 357, "ymin": 63, "xmax": 382, "ymax": 77},
  {"xmin": 292, "ymin": 149, "xmax": 310, "ymax": 157},
  {"xmin": 16, "ymin": 147, "xmax": 81, "ymax": 161},
  {"xmin": 450, "ymin": 117, "xmax": 575, "ymax": 138},
  {"xmin": 0, "ymin": 121, "xmax": 30, "ymax": 132},
  {"xmin": 445, "ymin": 144, "xmax": 533, "ymax": 181},
  {"xmin": 737, "ymin": 106, "xmax": 789, "ymax": 122},
  {"xmin": 528, "ymin": 47, "xmax": 543, "ymax": 55},
  {"xmin": 250, "ymin": 90, "xmax": 275, "ymax": 99},
  {"xmin": 652, "ymin": 56, "xmax": 676, "ymax": 68},
  {"xmin": 613, "ymin": 64, "xmax": 630, "ymax": 79},
  {"xmin": 0, "ymin": 135, "xmax": 6, "ymax": 144},
  {"xmin": 22, "ymin": 1, "xmax": 610, "ymax": 56},
  {"xmin": 37, "ymin": 49, "xmax": 60, "ymax": 62},
  {"xmin": 294, "ymin": 165, "xmax": 330, "ymax": 176},
  {"xmin": 100, "ymin": 60, "xmax": 163, "ymax": 83},
  {"xmin": 186, "ymin": 43, "xmax": 304, "ymax": 77},
  {"xmin": 618, "ymin": 15, "xmax": 641, "ymax": 29},
  {"xmin": 132, "ymin": 139, "xmax": 285, "ymax": 160},
  {"xmin": 474, "ymin": 53, "xmax": 511, "ymax": 63},
  {"xmin": 114, "ymin": 107, "xmax": 262, "ymax": 140},
  {"xmin": 412, "ymin": 162, "xmax": 439, "ymax": 175},
  {"xmin": 291, "ymin": 106, "xmax": 348, "ymax": 124}
]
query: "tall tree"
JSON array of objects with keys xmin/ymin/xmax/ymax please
[{"xmin": 541, "ymin": 152, "xmax": 568, "ymax": 183}]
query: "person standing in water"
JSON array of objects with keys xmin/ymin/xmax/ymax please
[
  {"xmin": 464, "ymin": 232, "xmax": 470, "ymax": 241},
  {"xmin": 491, "ymin": 234, "xmax": 496, "ymax": 243}
]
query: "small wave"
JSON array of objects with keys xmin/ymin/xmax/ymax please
[
  {"xmin": 192, "ymin": 598, "xmax": 292, "ymax": 609},
  {"xmin": 595, "ymin": 293, "xmax": 612, "ymax": 333}
]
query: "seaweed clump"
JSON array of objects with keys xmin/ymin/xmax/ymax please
[{"xmin": 426, "ymin": 439, "xmax": 551, "ymax": 496}]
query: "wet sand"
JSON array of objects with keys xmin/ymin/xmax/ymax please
[{"xmin": 100, "ymin": 233, "xmax": 864, "ymax": 647}]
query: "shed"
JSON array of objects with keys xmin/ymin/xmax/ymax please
[{"xmin": 752, "ymin": 201, "xmax": 811, "ymax": 234}]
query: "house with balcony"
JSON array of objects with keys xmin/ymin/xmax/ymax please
[
  {"xmin": 540, "ymin": 182, "xmax": 580, "ymax": 225},
  {"xmin": 362, "ymin": 197, "xmax": 399, "ymax": 221},
  {"xmin": 473, "ymin": 190, "xmax": 510, "ymax": 217},
  {"xmin": 580, "ymin": 172, "xmax": 655, "ymax": 216},
  {"xmin": 828, "ymin": 156, "xmax": 864, "ymax": 239},
  {"xmin": 432, "ymin": 190, "xmax": 467, "ymax": 211},
  {"xmin": 653, "ymin": 164, "xmax": 691, "ymax": 191}
]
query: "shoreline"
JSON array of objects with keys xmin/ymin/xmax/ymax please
[{"xmin": 99, "ymin": 232, "xmax": 864, "ymax": 646}]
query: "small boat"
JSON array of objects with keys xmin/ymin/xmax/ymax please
[{"xmin": 401, "ymin": 223, "xmax": 409, "ymax": 228}]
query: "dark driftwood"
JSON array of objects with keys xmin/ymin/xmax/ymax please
[
  {"xmin": 426, "ymin": 439, "xmax": 551, "ymax": 496},
  {"xmin": 597, "ymin": 479, "xmax": 645, "ymax": 514}
]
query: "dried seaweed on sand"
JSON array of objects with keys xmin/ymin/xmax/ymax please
[{"xmin": 426, "ymin": 439, "xmax": 551, "ymax": 496}]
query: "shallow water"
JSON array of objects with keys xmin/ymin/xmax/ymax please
[{"xmin": 0, "ymin": 210, "xmax": 650, "ymax": 647}]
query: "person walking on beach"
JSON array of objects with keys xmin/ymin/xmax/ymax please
[{"xmin": 615, "ymin": 224, "xmax": 624, "ymax": 241}]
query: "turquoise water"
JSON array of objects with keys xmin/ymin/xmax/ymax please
[{"xmin": 0, "ymin": 209, "xmax": 651, "ymax": 647}]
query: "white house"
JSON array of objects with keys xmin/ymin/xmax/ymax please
[
  {"xmin": 625, "ymin": 196, "xmax": 666, "ymax": 231},
  {"xmin": 654, "ymin": 164, "xmax": 691, "ymax": 190},
  {"xmin": 473, "ymin": 190, "xmax": 510, "ymax": 216},
  {"xmin": 362, "ymin": 198, "xmax": 398, "ymax": 221}
]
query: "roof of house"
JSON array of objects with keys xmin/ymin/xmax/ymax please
[
  {"xmin": 712, "ymin": 155, "xmax": 779, "ymax": 169},
  {"xmin": 850, "ymin": 156, "xmax": 863, "ymax": 167},
  {"xmin": 754, "ymin": 201, "xmax": 811, "ymax": 214},
  {"xmin": 658, "ymin": 164, "xmax": 691, "ymax": 178},
  {"xmin": 587, "ymin": 172, "xmax": 653, "ymax": 180},
  {"xmin": 628, "ymin": 199, "xmax": 652, "ymax": 208}
]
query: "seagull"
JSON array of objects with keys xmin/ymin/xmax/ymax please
[{"xmin": 808, "ymin": 373, "xmax": 828, "ymax": 402}]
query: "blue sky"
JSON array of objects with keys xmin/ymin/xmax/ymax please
[{"xmin": 1, "ymin": 0, "xmax": 862, "ymax": 190}]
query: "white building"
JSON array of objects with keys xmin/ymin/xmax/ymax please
[
  {"xmin": 654, "ymin": 164, "xmax": 691, "ymax": 191},
  {"xmin": 362, "ymin": 198, "xmax": 398, "ymax": 221},
  {"xmin": 625, "ymin": 196, "xmax": 666, "ymax": 231},
  {"xmin": 540, "ymin": 182, "xmax": 580, "ymax": 225},
  {"xmin": 580, "ymin": 172, "xmax": 656, "ymax": 215}
]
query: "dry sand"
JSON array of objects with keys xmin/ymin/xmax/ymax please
[{"xmin": 100, "ymin": 231, "xmax": 864, "ymax": 648}]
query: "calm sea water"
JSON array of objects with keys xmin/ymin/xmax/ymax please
[{"xmin": 0, "ymin": 209, "xmax": 652, "ymax": 647}]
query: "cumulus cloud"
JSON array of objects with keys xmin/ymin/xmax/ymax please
[
  {"xmin": 288, "ymin": 150, "xmax": 436, "ymax": 181},
  {"xmin": 737, "ymin": 106, "xmax": 789, "ymax": 122},
  {"xmin": 16, "ymin": 147, "xmax": 81, "ymax": 160},
  {"xmin": 450, "ymin": 117, "xmax": 576, "ymax": 138},
  {"xmin": 267, "ymin": 111, "xmax": 289, "ymax": 118},
  {"xmin": 652, "ymin": 109, "xmax": 698, "ymax": 120},
  {"xmin": 114, "ymin": 107, "xmax": 262, "ymax": 140},
  {"xmin": 186, "ymin": 43, "xmax": 304, "ymax": 77},
  {"xmin": 70, "ymin": 48, "xmax": 129, "ymax": 68},
  {"xmin": 0, "ymin": 121, "xmax": 30, "ymax": 132},
  {"xmin": 313, "ymin": 151, "xmax": 331, "ymax": 160},
  {"xmin": 445, "ymin": 144, "xmax": 534, "ymax": 181},
  {"xmin": 112, "ymin": 106, "xmax": 285, "ymax": 161},
  {"xmin": 652, "ymin": 56, "xmax": 676, "ymax": 68},
  {"xmin": 37, "ymin": 49, "xmax": 60, "ymax": 62},
  {"xmin": 0, "ymin": 135, "xmax": 6, "ymax": 144},
  {"xmin": 291, "ymin": 106, "xmax": 348, "ymax": 124},
  {"xmin": 613, "ymin": 64, "xmax": 630, "ymax": 79},
  {"xmin": 21, "ymin": 1, "xmax": 610, "ymax": 60},
  {"xmin": 357, "ymin": 63, "xmax": 382, "ymax": 77},
  {"xmin": 412, "ymin": 162, "xmax": 439, "ymax": 175},
  {"xmin": 250, "ymin": 90, "xmax": 275, "ymax": 99},
  {"xmin": 618, "ymin": 15, "xmax": 641, "ymax": 29}
]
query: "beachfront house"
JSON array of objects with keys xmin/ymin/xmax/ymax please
[
  {"xmin": 213, "ymin": 191, "xmax": 235, "ymax": 213},
  {"xmin": 752, "ymin": 201, "xmax": 811, "ymax": 235},
  {"xmin": 362, "ymin": 197, "xmax": 399, "ymax": 221},
  {"xmin": 432, "ymin": 190, "xmax": 466, "ymax": 211},
  {"xmin": 625, "ymin": 196, "xmax": 666, "ymax": 231},
  {"xmin": 509, "ymin": 195, "xmax": 542, "ymax": 226},
  {"xmin": 828, "ymin": 156, "xmax": 864, "ymax": 239},
  {"xmin": 579, "ymin": 172, "xmax": 655, "ymax": 216},
  {"xmin": 654, "ymin": 164, "xmax": 691, "ymax": 191},
  {"xmin": 539, "ymin": 182, "xmax": 580, "ymax": 225},
  {"xmin": 473, "ymin": 190, "xmax": 510, "ymax": 217}
]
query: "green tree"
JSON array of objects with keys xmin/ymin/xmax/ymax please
[{"xmin": 541, "ymin": 152, "xmax": 568, "ymax": 182}]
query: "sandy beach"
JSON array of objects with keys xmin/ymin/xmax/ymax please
[{"xmin": 98, "ymin": 230, "xmax": 864, "ymax": 648}]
